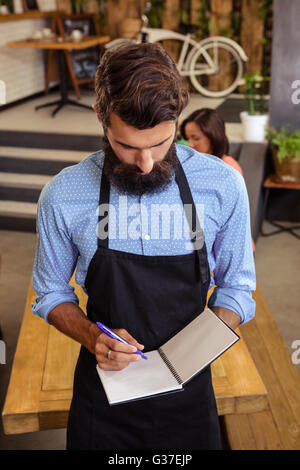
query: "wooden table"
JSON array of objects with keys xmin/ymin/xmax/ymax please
[
  {"xmin": 2, "ymin": 278, "xmax": 268, "ymax": 435},
  {"xmin": 261, "ymin": 174, "xmax": 300, "ymax": 239},
  {"xmin": 6, "ymin": 36, "xmax": 110, "ymax": 117}
]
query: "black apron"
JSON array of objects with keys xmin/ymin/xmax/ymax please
[{"xmin": 66, "ymin": 157, "xmax": 222, "ymax": 450}]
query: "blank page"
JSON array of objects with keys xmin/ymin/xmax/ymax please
[
  {"xmin": 96, "ymin": 350, "xmax": 181, "ymax": 405},
  {"xmin": 161, "ymin": 308, "xmax": 239, "ymax": 384}
]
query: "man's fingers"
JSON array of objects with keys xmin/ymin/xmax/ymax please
[
  {"xmin": 114, "ymin": 328, "xmax": 145, "ymax": 351},
  {"xmin": 100, "ymin": 328, "xmax": 144, "ymax": 353},
  {"xmin": 107, "ymin": 349, "xmax": 141, "ymax": 363},
  {"xmin": 99, "ymin": 361, "xmax": 129, "ymax": 371},
  {"xmin": 95, "ymin": 327, "xmax": 145, "ymax": 370}
]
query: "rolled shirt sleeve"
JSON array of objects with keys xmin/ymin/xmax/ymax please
[
  {"xmin": 31, "ymin": 179, "xmax": 79, "ymax": 324},
  {"xmin": 207, "ymin": 171, "xmax": 256, "ymax": 324}
]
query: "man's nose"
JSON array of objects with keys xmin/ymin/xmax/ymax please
[{"xmin": 135, "ymin": 149, "xmax": 154, "ymax": 174}]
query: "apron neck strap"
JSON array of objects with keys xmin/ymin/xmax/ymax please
[
  {"xmin": 97, "ymin": 164, "xmax": 110, "ymax": 249},
  {"xmin": 175, "ymin": 159, "xmax": 204, "ymax": 250},
  {"xmin": 97, "ymin": 156, "xmax": 205, "ymax": 256}
]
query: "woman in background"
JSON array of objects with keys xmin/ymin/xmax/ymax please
[
  {"xmin": 180, "ymin": 108, "xmax": 255, "ymax": 251},
  {"xmin": 180, "ymin": 108, "xmax": 243, "ymax": 175}
]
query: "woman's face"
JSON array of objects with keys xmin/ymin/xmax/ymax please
[{"xmin": 184, "ymin": 121, "xmax": 212, "ymax": 154}]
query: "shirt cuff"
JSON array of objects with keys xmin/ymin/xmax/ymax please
[
  {"xmin": 31, "ymin": 292, "xmax": 79, "ymax": 324},
  {"xmin": 208, "ymin": 287, "xmax": 256, "ymax": 325}
]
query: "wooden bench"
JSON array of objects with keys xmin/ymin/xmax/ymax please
[
  {"xmin": 3, "ymin": 278, "xmax": 299, "ymax": 449},
  {"xmin": 2, "ymin": 277, "xmax": 267, "ymax": 434},
  {"xmin": 222, "ymin": 288, "xmax": 300, "ymax": 450}
]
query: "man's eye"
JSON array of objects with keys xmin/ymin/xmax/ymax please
[{"xmin": 121, "ymin": 145, "xmax": 134, "ymax": 150}]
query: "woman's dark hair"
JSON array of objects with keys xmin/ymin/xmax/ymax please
[
  {"xmin": 180, "ymin": 108, "xmax": 229, "ymax": 158},
  {"xmin": 95, "ymin": 42, "xmax": 189, "ymax": 130}
]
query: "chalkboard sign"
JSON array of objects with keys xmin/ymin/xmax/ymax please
[{"xmin": 58, "ymin": 15, "xmax": 100, "ymax": 80}]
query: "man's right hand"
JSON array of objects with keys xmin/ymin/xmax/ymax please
[
  {"xmin": 95, "ymin": 328, "xmax": 145, "ymax": 371},
  {"xmin": 47, "ymin": 303, "xmax": 145, "ymax": 372}
]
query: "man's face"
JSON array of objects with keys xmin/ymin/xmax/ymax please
[{"xmin": 101, "ymin": 112, "xmax": 178, "ymax": 196}]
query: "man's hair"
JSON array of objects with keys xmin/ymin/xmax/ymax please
[
  {"xmin": 180, "ymin": 108, "xmax": 229, "ymax": 158},
  {"xmin": 95, "ymin": 42, "xmax": 189, "ymax": 129}
]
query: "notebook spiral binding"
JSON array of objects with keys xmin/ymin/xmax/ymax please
[{"xmin": 158, "ymin": 348, "xmax": 183, "ymax": 385}]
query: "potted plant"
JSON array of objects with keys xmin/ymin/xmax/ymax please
[
  {"xmin": 267, "ymin": 126, "xmax": 300, "ymax": 182},
  {"xmin": 240, "ymin": 71, "xmax": 269, "ymax": 142}
]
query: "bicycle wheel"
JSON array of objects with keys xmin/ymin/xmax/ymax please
[
  {"xmin": 104, "ymin": 38, "xmax": 138, "ymax": 51},
  {"xmin": 188, "ymin": 39, "xmax": 244, "ymax": 97}
]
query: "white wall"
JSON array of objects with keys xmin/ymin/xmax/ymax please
[{"xmin": 0, "ymin": 0, "xmax": 57, "ymax": 104}]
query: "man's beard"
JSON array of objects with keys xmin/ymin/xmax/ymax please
[{"xmin": 102, "ymin": 137, "xmax": 178, "ymax": 196}]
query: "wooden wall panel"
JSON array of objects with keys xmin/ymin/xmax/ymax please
[
  {"xmin": 209, "ymin": 0, "xmax": 233, "ymax": 91},
  {"xmin": 240, "ymin": 0, "xmax": 264, "ymax": 74}
]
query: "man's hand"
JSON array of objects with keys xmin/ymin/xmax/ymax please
[
  {"xmin": 95, "ymin": 328, "xmax": 145, "ymax": 371},
  {"xmin": 48, "ymin": 303, "xmax": 145, "ymax": 372},
  {"xmin": 211, "ymin": 306, "xmax": 241, "ymax": 330}
]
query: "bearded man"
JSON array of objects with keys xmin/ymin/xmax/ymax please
[{"xmin": 32, "ymin": 43, "xmax": 256, "ymax": 450}]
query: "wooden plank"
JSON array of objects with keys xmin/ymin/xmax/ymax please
[
  {"xmin": 217, "ymin": 393, "xmax": 268, "ymax": 417},
  {"xmin": 224, "ymin": 410, "xmax": 282, "ymax": 450},
  {"xmin": 210, "ymin": 0, "xmax": 233, "ymax": 33},
  {"xmin": 190, "ymin": 0, "xmax": 200, "ymax": 27},
  {"xmin": 6, "ymin": 36, "xmax": 110, "ymax": 50},
  {"xmin": 41, "ymin": 273, "xmax": 84, "ymax": 395},
  {"xmin": 209, "ymin": 0, "xmax": 233, "ymax": 91},
  {"xmin": 239, "ymin": 287, "xmax": 300, "ymax": 450},
  {"xmin": 162, "ymin": 0, "xmax": 181, "ymax": 62},
  {"xmin": 223, "ymin": 413, "xmax": 257, "ymax": 450},
  {"xmin": 2, "ymin": 279, "xmax": 49, "ymax": 435},
  {"xmin": 0, "ymin": 11, "xmax": 65, "ymax": 23},
  {"xmin": 42, "ymin": 325, "xmax": 80, "ymax": 391},
  {"xmin": 39, "ymin": 399, "xmax": 71, "ymax": 431},
  {"xmin": 212, "ymin": 324, "xmax": 268, "ymax": 415},
  {"xmin": 220, "ymin": 328, "xmax": 267, "ymax": 397},
  {"xmin": 240, "ymin": 0, "xmax": 264, "ymax": 74},
  {"xmin": 264, "ymin": 174, "xmax": 300, "ymax": 190},
  {"xmin": 211, "ymin": 356, "xmax": 227, "ymax": 377},
  {"xmin": 106, "ymin": 0, "xmax": 128, "ymax": 38},
  {"xmin": 248, "ymin": 410, "xmax": 282, "ymax": 450},
  {"xmin": 40, "ymin": 390, "xmax": 73, "ymax": 402}
]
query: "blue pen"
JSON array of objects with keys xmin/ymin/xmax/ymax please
[{"xmin": 96, "ymin": 322, "xmax": 148, "ymax": 360}]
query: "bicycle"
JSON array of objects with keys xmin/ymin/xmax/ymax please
[{"xmin": 105, "ymin": 7, "xmax": 248, "ymax": 98}]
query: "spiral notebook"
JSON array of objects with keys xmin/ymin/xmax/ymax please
[{"xmin": 96, "ymin": 308, "xmax": 239, "ymax": 405}]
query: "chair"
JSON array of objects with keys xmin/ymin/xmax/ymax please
[{"xmin": 46, "ymin": 14, "xmax": 102, "ymax": 100}]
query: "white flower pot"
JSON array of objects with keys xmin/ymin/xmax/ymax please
[
  {"xmin": 13, "ymin": 0, "xmax": 23, "ymax": 13},
  {"xmin": 240, "ymin": 111, "xmax": 269, "ymax": 142},
  {"xmin": 0, "ymin": 5, "xmax": 9, "ymax": 14}
]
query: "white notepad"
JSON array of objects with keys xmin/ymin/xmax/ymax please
[{"xmin": 96, "ymin": 308, "xmax": 239, "ymax": 405}]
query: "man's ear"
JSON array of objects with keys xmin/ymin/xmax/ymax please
[{"xmin": 92, "ymin": 104, "xmax": 102, "ymax": 125}]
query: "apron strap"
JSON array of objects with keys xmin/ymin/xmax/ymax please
[
  {"xmin": 175, "ymin": 160, "xmax": 210, "ymax": 284},
  {"xmin": 175, "ymin": 160, "xmax": 204, "ymax": 248},
  {"xmin": 97, "ymin": 157, "xmax": 210, "ymax": 284},
  {"xmin": 97, "ymin": 166, "xmax": 110, "ymax": 249}
]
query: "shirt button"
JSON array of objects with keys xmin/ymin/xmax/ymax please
[{"xmin": 144, "ymin": 234, "xmax": 150, "ymax": 240}]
